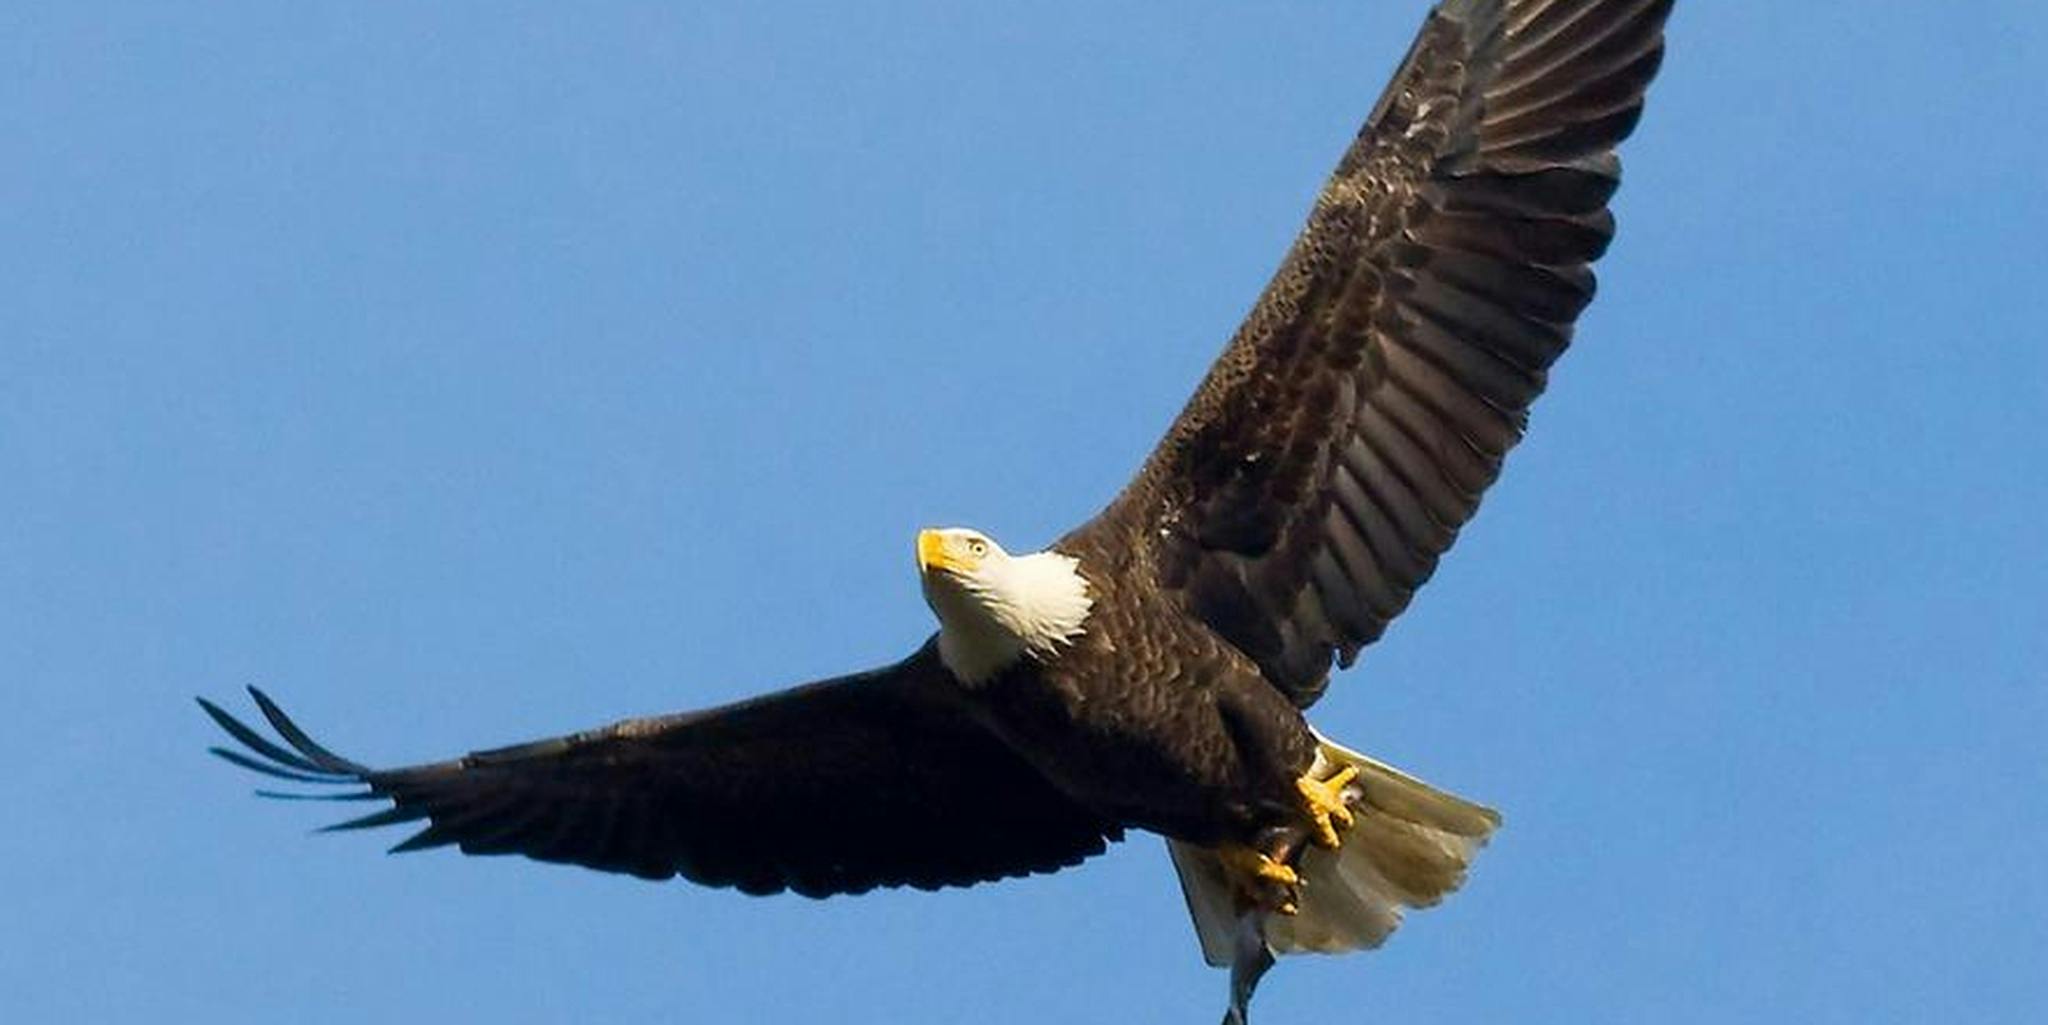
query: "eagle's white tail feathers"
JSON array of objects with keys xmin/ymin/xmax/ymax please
[{"xmin": 1170, "ymin": 731, "xmax": 1500, "ymax": 966}]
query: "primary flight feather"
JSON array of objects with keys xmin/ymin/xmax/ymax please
[{"xmin": 204, "ymin": 2, "xmax": 1670, "ymax": 1020}]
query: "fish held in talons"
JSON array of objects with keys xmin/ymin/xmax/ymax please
[{"xmin": 1173, "ymin": 740, "xmax": 1500, "ymax": 1024}]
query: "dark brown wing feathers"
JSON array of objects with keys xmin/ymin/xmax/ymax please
[
  {"xmin": 1083, "ymin": 0, "xmax": 1669, "ymax": 705},
  {"xmin": 203, "ymin": 643, "xmax": 1121, "ymax": 897},
  {"xmin": 204, "ymin": 0, "xmax": 1662, "ymax": 902}
]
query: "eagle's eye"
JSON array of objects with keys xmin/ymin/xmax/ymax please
[{"xmin": 967, "ymin": 539, "xmax": 989, "ymax": 558}]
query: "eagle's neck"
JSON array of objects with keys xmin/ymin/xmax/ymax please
[{"xmin": 930, "ymin": 550, "xmax": 1093, "ymax": 686}]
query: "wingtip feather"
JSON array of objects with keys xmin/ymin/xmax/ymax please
[
  {"xmin": 319, "ymin": 805, "xmax": 423, "ymax": 834},
  {"xmin": 248, "ymin": 687, "xmax": 366, "ymax": 775}
]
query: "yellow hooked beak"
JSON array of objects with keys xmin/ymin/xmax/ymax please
[
  {"xmin": 916, "ymin": 529, "xmax": 956, "ymax": 575},
  {"xmin": 917, "ymin": 528, "xmax": 970, "ymax": 578}
]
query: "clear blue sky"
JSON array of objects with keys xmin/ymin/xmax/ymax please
[{"xmin": 5, "ymin": 3, "xmax": 2044, "ymax": 1022}]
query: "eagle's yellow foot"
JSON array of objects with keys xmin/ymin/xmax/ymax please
[
  {"xmin": 1296, "ymin": 764, "xmax": 1361, "ymax": 849},
  {"xmin": 1217, "ymin": 844, "xmax": 1297, "ymax": 886},
  {"xmin": 1217, "ymin": 844, "xmax": 1300, "ymax": 915}
]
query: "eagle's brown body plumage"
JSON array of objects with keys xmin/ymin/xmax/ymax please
[{"xmin": 972, "ymin": 533, "xmax": 1318, "ymax": 846}]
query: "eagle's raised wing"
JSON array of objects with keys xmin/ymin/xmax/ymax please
[
  {"xmin": 1088, "ymin": 0, "xmax": 1669, "ymax": 705},
  {"xmin": 201, "ymin": 641, "xmax": 1122, "ymax": 897}
]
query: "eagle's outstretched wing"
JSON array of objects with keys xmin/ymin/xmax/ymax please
[
  {"xmin": 1088, "ymin": 0, "xmax": 1670, "ymax": 705},
  {"xmin": 201, "ymin": 641, "xmax": 1122, "ymax": 897}
]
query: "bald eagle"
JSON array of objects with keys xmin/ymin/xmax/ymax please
[{"xmin": 202, "ymin": 1, "xmax": 1670, "ymax": 1020}]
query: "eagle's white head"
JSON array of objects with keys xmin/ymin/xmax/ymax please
[{"xmin": 916, "ymin": 527, "xmax": 1093, "ymax": 685}]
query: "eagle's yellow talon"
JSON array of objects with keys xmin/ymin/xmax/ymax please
[
  {"xmin": 1297, "ymin": 764, "xmax": 1361, "ymax": 849},
  {"xmin": 1217, "ymin": 843, "xmax": 1300, "ymax": 914},
  {"xmin": 1218, "ymin": 845, "xmax": 1298, "ymax": 887},
  {"xmin": 1257, "ymin": 859, "xmax": 1298, "ymax": 887}
]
